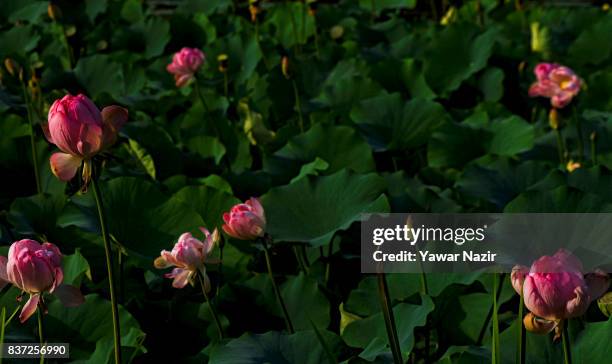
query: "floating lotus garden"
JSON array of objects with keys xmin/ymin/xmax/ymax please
[{"xmin": 0, "ymin": 0, "xmax": 612, "ymax": 363}]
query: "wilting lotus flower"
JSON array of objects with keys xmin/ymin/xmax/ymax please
[
  {"xmin": 0, "ymin": 239, "xmax": 84, "ymax": 322},
  {"xmin": 154, "ymin": 228, "xmax": 220, "ymax": 291},
  {"xmin": 528, "ymin": 63, "xmax": 581, "ymax": 108},
  {"xmin": 512, "ymin": 249, "xmax": 609, "ymax": 334},
  {"xmin": 222, "ymin": 198, "xmax": 266, "ymax": 240},
  {"xmin": 166, "ymin": 47, "xmax": 205, "ymax": 87},
  {"xmin": 44, "ymin": 94, "xmax": 128, "ymax": 182}
]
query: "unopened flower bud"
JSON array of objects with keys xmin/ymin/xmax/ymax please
[
  {"xmin": 598, "ymin": 292, "xmax": 612, "ymax": 317},
  {"xmin": 330, "ymin": 25, "xmax": 344, "ymax": 40},
  {"xmin": 4, "ymin": 58, "xmax": 22, "ymax": 78},
  {"xmin": 590, "ymin": 131, "xmax": 597, "ymax": 141},
  {"xmin": 249, "ymin": 0, "xmax": 260, "ymax": 23},
  {"xmin": 549, "ymin": 108, "xmax": 560, "ymax": 130},
  {"xmin": 217, "ymin": 53, "xmax": 228, "ymax": 73},
  {"xmin": 96, "ymin": 40, "xmax": 108, "ymax": 51},
  {"xmin": 566, "ymin": 160, "xmax": 581, "ymax": 173},
  {"xmin": 48, "ymin": 3, "xmax": 62, "ymax": 21},
  {"xmin": 281, "ymin": 56, "xmax": 291, "ymax": 79},
  {"xmin": 307, "ymin": 0, "xmax": 318, "ymax": 16}
]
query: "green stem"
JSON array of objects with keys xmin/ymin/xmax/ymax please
[
  {"xmin": 37, "ymin": 309, "xmax": 44, "ymax": 364},
  {"xmin": 293, "ymin": 245, "xmax": 307, "ymax": 274},
  {"xmin": 324, "ymin": 238, "xmax": 333, "ymax": 285},
  {"xmin": 223, "ymin": 72, "xmax": 229, "ymax": 98},
  {"xmin": 313, "ymin": 15, "xmax": 320, "ymax": 59},
  {"xmin": 430, "ymin": 0, "xmax": 438, "ymax": 21},
  {"xmin": 573, "ymin": 106, "xmax": 584, "ymax": 161},
  {"xmin": 286, "ymin": 1, "xmax": 300, "ymax": 53},
  {"xmin": 91, "ymin": 176, "xmax": 122, "ymax": 364},
  {"xmin": 371, "ymin": 0, "xmax": 377, "ymax": 18},
  {"xmin": 555, "ymin": 129, "xmax": 566, "ymax": 165},
  {"xmin": 262, "ymin": 237, "xmax": 295, "ymax": 334},
  {"xmin": 198, "ymin": 273, "xmax": 224, "ymax": 340},
  {"xmin": 476, "ymin": 273, "xmax": 506, "ymax": 345},
  {"xmin": 516, "ymin": 289, "xmax": 525, "ymax": 364},
  {"xmin": 291, "ymin": 80, "xmax": 304, "ymax": 132},
  {"xmin": 562, "ymin": 321, "xmax": 572, "ymax": 364},
  {"xmin": 59, "ymin": 23, "xmax": 74, "ymax": 68},
  {"xmin": 492, "ymin": 274, "xmax": 501, "ymax": 364},
  {"xmin": 377, "ymin": 273, "xmax": 403, "ymax": 364},
  {"xmin": 21, "ymin": 82, "xmax": 41, "ymax": 194}
]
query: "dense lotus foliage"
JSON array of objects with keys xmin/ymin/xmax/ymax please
[{"xmin": 1, "ymin": 0, "xmax": 612, "ymax": 363}]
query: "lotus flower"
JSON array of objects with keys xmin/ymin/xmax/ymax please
[
  {"xmin": 528, "ymin": 63, "xmax": 581, "ymax": 109},
  {"xmin": 44, "ymin": 94, "xmax": 128, "ymax": 182},
  {"xmin": 512, "ymin": 249, "xmax": 609, "ymax": 334},
  {"xmin": 0, "ymin": 239, "xmax": 84, "ymax": 322},
  {"xmin": 166, "ymin": 47, "xmax": 205, "ymax": 87},
  {"xmin": 154, "ymin": 228, "xmax": 220, "ymax": 291},
  {"xmin": 222, "ymin": 198, "xmax": 266, "ymax": 240}
]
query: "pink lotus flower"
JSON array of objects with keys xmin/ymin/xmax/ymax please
[
  {"xmin": 166, "ymin": 47, "xmax": 205, "ymax": 87},
  {"xmin": 0, "ymin": 239, "xmax": 84, "ymax": 322},
  {"xmin": 44, "ymin": 94, "xmax": 128, "ymax": 182},
  {"xmin": 154, "ymin": 228, "xmax": 220, "ymax": 291},
  {"xmin": 222, "ymin": 198, "xmax": 266, "ymax": 240},
  {"xmin": 528, "ymin": 63, "xmax": 581, "ymax": 108},
  {"xmin": 512, "ymin": 249, "xmax": 609, "ymax": 333}
]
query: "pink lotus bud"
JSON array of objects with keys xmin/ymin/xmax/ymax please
[
  {"xmin": 528, "ymin": 63, "xmax": 581, "ymax": 109},
  {"xmin": 222, "ymin": 198, "xmax": 266, "ymax": 240},
  {"xmin": 2, "ymin": 239, "xmax": 84, "ymax": 322},
  {"xmin": 512, "ymin": 249, "xmax": 609, "ymax": 322},
  {"xmin": 45, "ymin": 94, "xmax": 128, "ymax": 182},
  {"xmin": 155, "ymin": 228, "xmax": 220, "ymax": 290},
  {"xmin": 166, "ymin": 47, "xmax": 205, "ymax": 87}
]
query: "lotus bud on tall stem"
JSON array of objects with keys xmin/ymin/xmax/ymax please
[
  {"xmin": 48, "ymin": 3, "xmax": 74, "ymax": 68},
  {"xmin": 217, "ymin": 54, "xmax": 229, "ymax": 97},
  {"xmin": 307, "ymin": 0, "xmax": 320, "ymax": 58},
  {"xmin": 4, "ymin": 59, "xmax": 41, "ymax": 193}
]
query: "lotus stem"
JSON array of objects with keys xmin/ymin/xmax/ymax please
[
  {"xmin": 291, "ymin": 79, "xmax": 304, "ymax": 132},
  {"xmin": 562, "ymin": 321, "xmax": 572, "ymax": 364},
  {"xmin": 573, "ymin": 106, "xmax": 584, "ymax": 161},
  {"xmin": 91, "ymin": 176, "xmax": 122, "ymax": 364},
  {"xmin": 21, "ymin": 82, "xmax": 41, "ymax": 194},
  {"xmin": 198, "ymin": 273, "xmax": 224, "ymax": 340},
  {"xmin": 492, "ymin": 273, "xmax": 501, "ymax": 364},
  {"xmin": 377, "ymin": 273, "xmax": 403, "ymax": 364},
  {"xmin": 262, "ymin": 236, "xmax": 295, "ymax": 334},
  {"xmin": 516, "ymin": 288, "xmax": 526, "ymax": 364}
]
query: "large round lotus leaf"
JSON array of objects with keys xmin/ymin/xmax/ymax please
[{"xmin": 261, "ymin": 169, "xmax": 389, "ymax": 246}]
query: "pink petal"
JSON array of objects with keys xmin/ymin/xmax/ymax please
[
  {"xmin": 53, "ymin": 284, "xmax": 85, "ymax": 307},
  {"xmin": 50, "ymin": 152, "xmax": 83, "ymax": 182},
  {"xmin": 171, "ymin": 269, "xmax": 192, "ymax": 289},
  {"xmin": 564, "ymin": 285, "xmax": 590, "ymax": 318},
  {"xmin": 511, "ymin": 265, "xmax": 528, "ymax": 295},
  {"xmin": 19, "ymin": 294, "xmax": 40, "ymax": 323},
  {"xmin": 77, "ymin": 122, "xmax": 103, "ymax": 157}
]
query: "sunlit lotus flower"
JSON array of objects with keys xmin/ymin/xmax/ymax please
[
  {"xmin": 44, "ymin": 94, "xmax": 128, "ymax": 183},
  {"xmin": 166, "ymin": 47, "xmax": 205, "ymax": 88},
  {"xmin": 154, "ymin": 228, "xmax": 220, "ymax": 291},
  {"xmin": 512, "ymin": 249, "xmax": 609, "ymax": 333},
  {"xmin": 222, "ymin": 198, "xmax": 266, "ymax": 240},
  {"xmin": 528, "ymin": 63, "xmax": 581, "ymax": 109},
  {"xmin": 0, "ymin": 239, "xmax": 84, "ymax": 322}
]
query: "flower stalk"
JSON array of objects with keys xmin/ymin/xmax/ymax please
[
  {"xmin": 91, "ymin": 175, "xmax": 122, "ymax": 364},
  {"xmin": 198, "ymin": 272, "xmax": 224, "ymax": 340},
  {"xmin": 562, "ymin": 321, "xmax": 572, "ymax": 364},
  {"xmin": 377, "ymin": 273, "xmax": 402, "ymax": 364},
  {"xmin": 21, "ymin": 81, "xmax": 41, "ymax": 194},
  {"xmin": 261, "ymin": 236, "xmax": 294, "ymax": 334}
]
